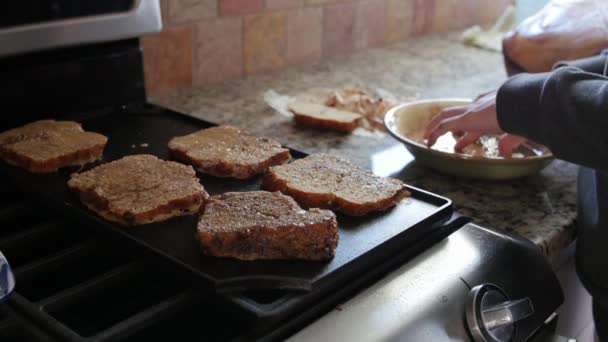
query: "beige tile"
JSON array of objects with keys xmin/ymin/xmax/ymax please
[
  {"xmin": 219, "ymin": 0, "xmax": 265, "ymax": 16},
  {"xmin": 453, "ymin": 0, "xmax": 480, "ymax": 29},
  {"xmin": 266, "ymin": 0, "xmax": 303, "ymax": 10},
  {"xmin": 322, "ymin": 2, "xmax": 357, "ymax": 57},
  {"xmin": 479, "ymin": 0, "xmax": 513, "ymax": 27},
  {"xmin": 433, "ymin": 0, "xmax": 454, "ymax": 33},
  {"xmin": 244, "ymin": 13, "xmax": 287, "ymax": 74},
  {"xmin": 305, "ymin": 0, "xmax": 354, "ymax": 5},
  {"xmin": 385, "ymin": 0, "xmax": 415, "ymax": 43},
  {"xmin": 168, "ymin": 0, "xmax": 217, "ymax": 24},
  {"xmin": 355, "ymin": 0, "xmax": 386, "ymax": 50},
  {"xmin": 412, "ymin": 0, "xmax": 435, "ymax": 36},
  {"xmin": 287, "ymin": 7, "xmax": 323, "ymax": 64},
  {"xmin": 160, "ymin": 0, "xmax": 169, "ymax": 28},
  {"xmin": 193, "ymin": 18, "xmax": 243, "ymax": 84},
  {"xmin": 142, "ymin": 25, "xmax": 193, "ymax": 95}
]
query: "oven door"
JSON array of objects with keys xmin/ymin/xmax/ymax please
[{"xmin": 0, "ymin": 0, "xmax": 161, "ymax": 57}]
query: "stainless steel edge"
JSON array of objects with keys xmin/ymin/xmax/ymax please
[
  {"xmin": 466, "ymin": 284, "xmax": 489, "ymax": 342},
  {"xmin": 0, "ymin": 0, "xmax": 162, "ymax": 57},
  {"xmin": 287, "ymin": 223, "xmax": 563, "ymax": 342}
]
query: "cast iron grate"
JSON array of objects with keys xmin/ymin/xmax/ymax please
[
  {"xmin": 0, "ymin": 307, "xmax": 55, "ymax": 342},
  {"xmin": 0, "ymin": 104, "xmax": 461, "ymax": 341},
  {"xmin": 0, "ymin": 184, "xmax": 255, "ymax": 341}
]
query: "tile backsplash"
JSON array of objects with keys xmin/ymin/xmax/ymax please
[{"xmin": 142, "ymin": 0, "xmax": 513, "ymax": 95}]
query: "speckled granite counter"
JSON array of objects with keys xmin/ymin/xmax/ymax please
[{"xmin": 151, "ymin": 33, "xmax": 577, "ymax": 259}]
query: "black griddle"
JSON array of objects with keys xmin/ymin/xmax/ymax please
[{"xmin": 0, "ymin": 103, "xmax": 453, "ymax": 294}]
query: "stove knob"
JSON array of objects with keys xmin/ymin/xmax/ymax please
[
  {"xmin": 465, "ymin": 283, "xmax": 534, "ymax": 342},
  {"xmin": 0, "ymin": 251, "xmax": 15, "ymax": 303}
]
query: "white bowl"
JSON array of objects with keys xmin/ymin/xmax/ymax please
[{"xmin": 384, "ymin": 98, "xmax": 554, "ymax": 180}]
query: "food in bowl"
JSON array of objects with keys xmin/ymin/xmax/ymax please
[
  {"xmin": 384, "ymin": 99, "xmax": 554, "ymax": 180},
  {"xmin": 426, "ymin": 132, "xmax": 550, "ymax": 159},
  {"xmin": 390, "ymin": 99, "xmax": 551, "ymax": 159}
]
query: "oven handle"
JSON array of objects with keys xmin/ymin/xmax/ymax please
[{"xmin": 0, "ymin": 251, "xmax": 15, "ymax": 303}]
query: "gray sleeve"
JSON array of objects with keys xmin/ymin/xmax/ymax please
[
  {"xmin": 553, "ymin": 53, "xmax": 608, "ymax": 75},
  {"xmin": 496, "ymin": 56, "xmax": 608, "ymax": 172}
]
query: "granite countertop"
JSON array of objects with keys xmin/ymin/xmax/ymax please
[{"xmin": 151, "ymin": 33, "xmax": 578, "ymax": 260}]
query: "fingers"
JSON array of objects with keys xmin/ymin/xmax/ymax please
[
  {"xmin": 472, "ymin": 93, "xmax": 485, "ymax": 102},
  {"xmin": 425, "ymin": 91, "xmax": 501, "ymax": 148},
  {"xmin": 455, "ymin": 132, "xmax": 483, "ymax": 152},
  {"xmin": 426, "ymin": 113, "xmax": 474, "ymax": 147},
  {"xmin": 424, "ymin": 106, "xmax": 468, "ymax": 140},
  {"xmin": 452, "ymin": 130, "xmax": 465, "ymax": 138},
  {"xmin": 498, "ymin": 134, "xmax": 527, "ymax": 157},
  {"xmin": 426, "ymin": 118, "xmax": 456, "ymax": 147},
  {"xmin": 473, "ymin": 89, "xmax": 497, "ymax": 102}
]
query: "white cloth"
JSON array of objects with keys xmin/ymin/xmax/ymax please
[{"xmin": 461, "ymin": 5, "xmax": 516, "ymax": 52}]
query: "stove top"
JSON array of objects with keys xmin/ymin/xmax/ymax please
[
  {"xmin": 0, "ymin": 182, "xmax": 252, "ymax": 342},
  {"xmin": 0, "ymin": 102, "xmax": 465, "ymax": 342},
  {"xmin": 0, "ymin": 103, "xmax": 564, "ymax": 342},
  {"xmin": 0, "ymin": 178, "xmax": 564, "ymax": 342},
  {"xmin": 0, "ymin": 5, "xmax": 564, "ymax": 337}
]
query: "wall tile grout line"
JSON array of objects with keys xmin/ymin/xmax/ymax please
[{"xmin": 146, "ymin": 0, "xmax": 515, "ymax": 95}]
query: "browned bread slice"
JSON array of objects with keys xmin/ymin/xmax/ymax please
[
  {"xmin": 263, "ymin": 154, "xmax": 410, "ymax": 216},
  {"xmin": 68, "ymin": 154, "xmax": 208, "ymax": 226},
  {"xmin": 168, "ymin": 126, "xmax": 291, "ymax": 179},
  {"xmin": 0, "ymin": 120, "xmax": 108, "ymax": 173},
  {"xmin": 197, "ymin": 191, "xmax": 338, "ymax": 261},
  {"xmin": 288, "ymin": 101, "xmax": 362, "ymax": 133}
]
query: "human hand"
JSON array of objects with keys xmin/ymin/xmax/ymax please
[{"xmin": 423, "ymin": 90, "xmax": 527, "ymax": 157}]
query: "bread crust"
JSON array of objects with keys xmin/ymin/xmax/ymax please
[
  {"xmin": 292, "ymin": 112, "xmax": 360, "ymax": 133},
  {"xmin": 170, "ymin": 146, "xmax": 291, "ymax": 179},
  {"xmin": 168, "ymin": 126, "xmax": 291, "ymax": 179},
  {"xmin": 262, "ymin": 154, "xmax": 410, "ymax": 216},
  {"xmin": 288, "ymin": 101, "xmax": 362, "ymax": 133},
  {"xmin": 68, "ymin": 155, "xmax": 208, "ymax": 226},
  {"xmin": 0, "ymin": 120, "xmax": 107, "ymax": 173},
  {"xmin": 1, "ymin": 142, "xmax": 106, "ymax": 173},
  {"xmin": 74, "ymin": 189, "xmax": 205, "ymax": 226},
  {"xmin": 197, "ymin": 191, "xmax": 338, "ymax": 261}
]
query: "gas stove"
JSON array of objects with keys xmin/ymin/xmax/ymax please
[
  {"xmin": 0, "ymin": 184, "xmax": 563, "ymax": 342},
  {"xmin": 0, "ymin": 2, "xmax": 564, "ymax": 341},
  {"xmin": 0, "ymin": 180, "xmax": 564, "ymax": 342}
]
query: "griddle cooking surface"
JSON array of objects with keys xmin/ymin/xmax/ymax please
[{"xmin": 0, "ymin": 104, "xmax": 452, "ymax": 292}]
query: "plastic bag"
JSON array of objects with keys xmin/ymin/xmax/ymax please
[{"xmin": 503, "ymin": 0, "xmax": 608, "ymax": 73}]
